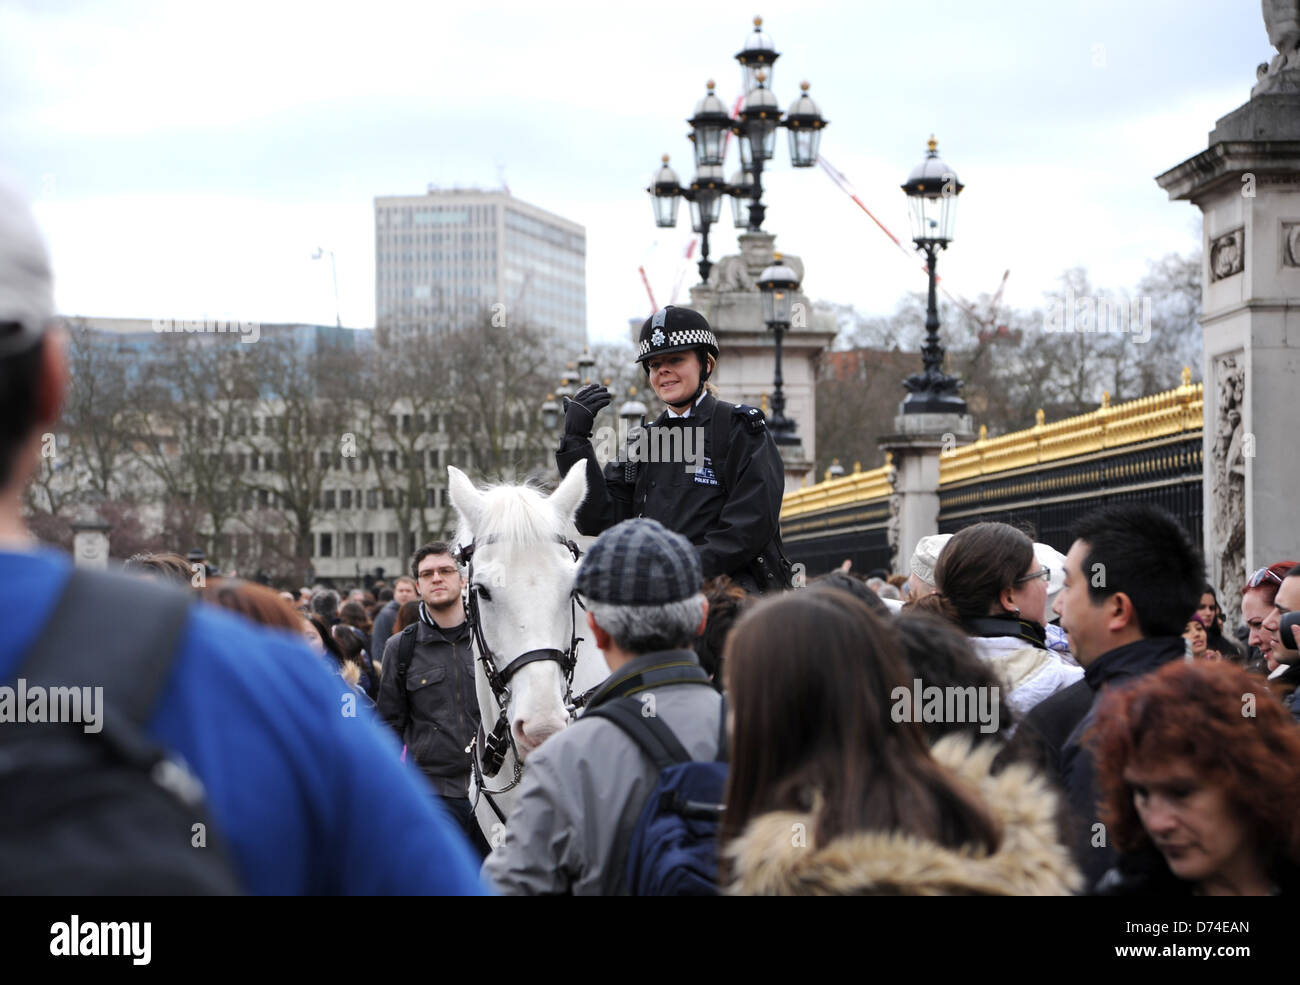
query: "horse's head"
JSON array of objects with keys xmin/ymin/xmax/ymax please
[{"xmin": 447, "ymin": 464, "xmax": 588, "ymax": 759}]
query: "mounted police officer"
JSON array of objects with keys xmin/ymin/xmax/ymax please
[{"xmin": 556, "ymin": 305, "xmax": 789, "ymax": 593}]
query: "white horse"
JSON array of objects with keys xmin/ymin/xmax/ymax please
[{"xmin": 446, "ymin": 465, "xmax": 609, "ymax": 843}]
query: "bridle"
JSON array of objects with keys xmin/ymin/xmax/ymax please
[{"xmin": 457, "ymin": 533, "xmax": 598, "ymax": 824}]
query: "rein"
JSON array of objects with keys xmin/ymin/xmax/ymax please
[{"xmin": 456, "ymin": 533, "xmax": 588, "ymax": 817}]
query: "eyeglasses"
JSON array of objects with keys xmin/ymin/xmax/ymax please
[
  {"xmin": 1015, "ymin": 566, "xmax": 1051, "ymax": 585},
  {"xmin": 1247, "ymin": 566, "xmax": 1285, "ymax": 589}
]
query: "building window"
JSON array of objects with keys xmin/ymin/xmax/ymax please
[
  {"xmin": 343, "ymin": 533, "xmax": 357, "ymax": 558},
  {"xmin": 324, "ymin": 489, "xmax": 336, "ymax": 510},
  {"xmin": 367, "ymin": 489, "xmax": 378, "ymax": 510},
  {"xmin": 385, "ymin": 532, "xmax": 399, "ymax": 558},
  {"xmin": 340, "ymin": 489, "xmax": 352, "ymax": 509},
  {"xmin": 362, "ymin": 532, "xmax": 375, "ymax": 557},
  {"xmin": 320, "ymin": 532, "xmax": 333, "ymax": 557}
]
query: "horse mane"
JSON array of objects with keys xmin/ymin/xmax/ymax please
[{"xmin": 455, "ymin": 479, "xmax": 578, "ymax": 558}]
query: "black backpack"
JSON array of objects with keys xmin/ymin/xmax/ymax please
[{"xmin": 0, "ymin": 568, "xmax": 243, "ymax": 894}]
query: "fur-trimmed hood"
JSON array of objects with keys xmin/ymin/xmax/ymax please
[{"xmin": 723, "ymin": 735, "xmax": 1082, "ymax": 896}]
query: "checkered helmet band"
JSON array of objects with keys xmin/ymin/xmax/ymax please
[{"xmin": 637, "ymin": 328, "xmax": 718, "ymax": 358}]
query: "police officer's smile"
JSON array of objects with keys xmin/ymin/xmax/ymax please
[{"xmin": 648, "ymin": 352, "xmax": 699, "ymax": 407}]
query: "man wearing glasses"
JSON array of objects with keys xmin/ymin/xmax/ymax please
[{"xmin": 378, "ymin": 542, "xmax": 489, "ymax": 855}]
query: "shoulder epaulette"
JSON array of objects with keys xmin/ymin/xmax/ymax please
[{"xmin": 733, "ymin": 404, "xmax": 766, "ymax": 434}]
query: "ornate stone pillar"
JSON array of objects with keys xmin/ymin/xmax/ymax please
[{"xmin": 1156, "ymin": 2, "xmax": 1300, "ymax": 627}]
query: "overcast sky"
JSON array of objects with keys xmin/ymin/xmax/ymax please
[{"xmin": 0, "ymin": 0, "xmax": 1270, "ymax": 346}]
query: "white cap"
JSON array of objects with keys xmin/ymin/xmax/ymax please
[
  {"xmin": 909, "ymin": 533, "xmax": 953, "ymax": 589},
  {"xmin": 0, "ymin": 174, "xmax": 54, "ymax": 357},
  {"xmin": 1034, "ymin": 542, "xmax": 1067, "ymax": 610}
]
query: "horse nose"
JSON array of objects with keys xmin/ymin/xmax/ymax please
[{"xmin": 513, "ymin": 713, "xmax": 569, "ymax": 750}]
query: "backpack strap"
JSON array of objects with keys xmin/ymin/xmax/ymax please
[
  {"xmin": 396, "ymin": 622, "xmax": 419, "ymax": 690},
  {"xmin": 16, "ymin": 567, "xmax": 192, "ymax": 730},
  {"xmin": 581, "ymin": 696, "xmax": 693, "ymax": 771}
]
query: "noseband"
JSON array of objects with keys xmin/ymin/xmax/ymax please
[{"xmin": 457, "ymin": 534, "xmax": 592, "ymax": 821}]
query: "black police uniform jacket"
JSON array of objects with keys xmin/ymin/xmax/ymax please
[{"xmin": 556, "ymin": 392, "xmax": 785, "ymax": 585}]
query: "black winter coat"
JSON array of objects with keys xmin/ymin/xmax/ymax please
[
  {"xmin": 1016, "ymin": 635, "xmax": 1185, "ymax": 891},
  {"xmin": 556, "ymin": 393, "xmax": 785, "ymax": 588},
  {"xmin": 377, "ymin": 620, "xmax": 479, "ymax": 799}
]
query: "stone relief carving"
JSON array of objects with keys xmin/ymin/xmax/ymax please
[
  {"xmin": 708, "ymin": 254, "xmax": 755, "ymax": 292},
  {"xmin": 1210, "ymin": 228, "xmax": 1245, "ymax": 281},
  {"xmin": 1211, "ymin": 355, "xmax": 1247, "ymax": 628},
  {"xmin": 1283, "ymin": 221, "xmax": 1300, "ymax": 266},
  {"xmin": 886, "ymin": 455, "xmax": 902, "ymax": 570},
  {"xmin": 1254, "ymin": 0, "xmax": 1300, "ymax": 95}
]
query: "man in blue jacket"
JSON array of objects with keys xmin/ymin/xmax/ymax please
[{"xmin": 0, "ymin": 175, "xmax": 485, "ymax": 895}]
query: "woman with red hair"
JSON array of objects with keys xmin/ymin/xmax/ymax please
[{"xmin": 1090, "ymin": 660, "xmax": 1300, "ymax": 895}]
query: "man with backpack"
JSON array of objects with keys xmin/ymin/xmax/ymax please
[
  {"xmin": 483, "ymin": 518, "xmax": 727, "ymax": 895},
  {"xmin": 377, "ymin": 541, "xmax": 489, "ymax": 855},
  {"xmin": 0, "ymin": 176, "xmax": 486, "ymax": 895}
]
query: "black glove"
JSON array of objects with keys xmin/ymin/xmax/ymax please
[{"xmin": 563, "ymin": 383, "xmax": 611, "ymax": 438}]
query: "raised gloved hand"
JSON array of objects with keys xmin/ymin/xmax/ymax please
[{"xmin": 563, "ymin": 383, "xmax": 611, "ymax": 438}]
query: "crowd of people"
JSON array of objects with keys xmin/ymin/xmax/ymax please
[{"xmin": 4, "ymin": 175, "xmax": 1299, "ymax": 898}]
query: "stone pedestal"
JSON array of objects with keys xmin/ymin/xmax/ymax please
[
  {"xmin": 72, "ymin": 519, "xmax": 111, "ymax": 569},
  {"xmin": 1157, "ymin": 57, "xmax": 1300, "ymax": 627},
  {"xmin": 688, "ymin": 231, "xmax": 837, "ymax": 493},
  {"xmin": 879, "ymin": 411, "xmax": 974, "ymax": 574}
]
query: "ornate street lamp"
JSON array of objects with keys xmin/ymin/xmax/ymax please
[
  {"xmin": 540, "ymin": 393, "xmax": 560, "ymax": 431},
  {"xmin": 783, "ymin": 81, "xmax": 827, "ymax": 168},
  {"xmin": 735, "ymin": 15, "xmax": 779, "ymax": 94},
  {"xmin": 648, "ymin": 154, "xmax": 683, "ymax": 228},
  {"xmin": 576, "ymin": 346, "xmax": 596, "ymax": 385},
  {"xmin": 900, "ymin": 136, "xmax": 966, "ymax": 414},
  {"xmin": 728, "ymin": 167, "xmax": 756, "ymax": 228},
  {"xmin": 688, "ymin": 80, "xmax": 731, "ymax": 168},
  {"xmin": 756, "ymin": 254, "xmax": 801, "ymax": 445},
  {"xmin": 619, "ymin": 388, "xmax": 648, "ymax": 429},
  {"xmin": 687, "ymin": 163, "xmax": 726, "ymax": 282}
]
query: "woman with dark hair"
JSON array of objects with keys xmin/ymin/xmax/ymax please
[
  {"xmin": 1092, "ymin": 660, "xmax": 1300, "ymax": 895},
  {"xmin": 893, "ymin": 612, "xmax": 1016, "ymax": 746},
  {"xmin": 338, "ymin": 599, "xmax": 373, "ymax": 653},
  {"xmin": 301, "ymin": 614, "xmax": 359, "ymax": 689},
  {"xmin": 332, "ymin": 624, "xmax": 378, "ymax": 703},
  {"xmin": 692, "ymin": 575, "xmax": 754, "ymax": 689},
  {"xmin": 720, "ymin": 589, "xmax": 1080, "ymax": 895},
  {"xmin": 934, "ymin": 522, "xmax": 1082, "ymax": 720},
  {"xmin": 1195, "ymin": 583, "xmax": 1243, "ymax": 663}
]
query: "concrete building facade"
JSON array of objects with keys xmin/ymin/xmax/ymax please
[{"xmin": 374, "ymin": 187, "xmax": 587, "ymax": 348}]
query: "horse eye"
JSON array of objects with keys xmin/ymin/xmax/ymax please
[{"xmin": 477, "ymin": 585, "xmax": 492, "ymax": 602}]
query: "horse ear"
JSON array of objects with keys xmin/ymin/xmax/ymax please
[
  {"xmin": 549, "ymin": 463, "xmax": 588, "ymax": 524},
  {"xmin": 447, "ymin": 466, "xmax": 485, "ymax": 531}
]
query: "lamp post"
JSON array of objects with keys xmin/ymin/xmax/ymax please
[
  {"xmin": 540, "ymin": 394, "xmax": 560, "ymax": 431},
  {"xmin": 756, "ymin": 254, "xmax": 801, "ymax": 446},
  {"xmin": 577, "ymin": 346, "xmax": 596, "ymax": 386},
  {"xmin": 900, "ymin": 136, "xmax": 966, "ymax": 414},
  {"xmin": 312, "ymin": 246, "xmax": 342, "ymax": 329}
]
